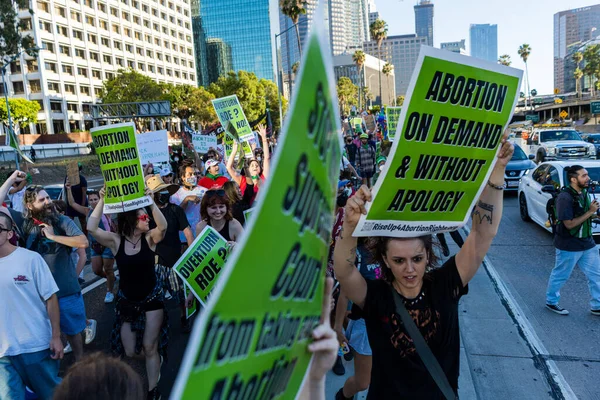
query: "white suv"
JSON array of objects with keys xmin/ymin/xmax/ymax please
[{"xmin": 530, "ymin": 129, "xmax": 595, "ymax": 163}]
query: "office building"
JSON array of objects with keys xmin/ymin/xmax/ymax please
[
  {"xmin": 414, "ymin": 0, "xmax": 434, "ymax": 47},
  {"xmin": 554, "ymin": 5, "xmax": 600, "ymax": 93},
  {"xmin": 334, "ymin": 53, "xmax": 395, "ymax": 107},
  {"xmin": 1, "ymin": 0, "xmax": 197, "ymax": 135},
  {"xmin": 193, "ymin": 0, "xmax": 278, "ymax": 87},
  {"xmin": 329, "ymin": 0, "xmax": 370, "ymax": 56},
  {"xmin": 367, "ymin": 0, "xmax": 378, "ymax": 25},
  {"xmin": 205, "ymin": 38, "xmax": 233, "ymax": 84},
  {"xmin": 441, "ymin": 40, "xmax": 467, "ymax": 55},
  {"xmin": 469, "ymin": 24, "xmax": 498, "ymax": 63},
  {"xmin": 369, "ymin": 11, "xmax": 379, "ymax": 26},
  {"xmin": 363, "ymin": 34, "xmax": 427, "ymax": 95}
]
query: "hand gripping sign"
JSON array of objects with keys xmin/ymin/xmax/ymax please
[{"xmin": 355, "ymin": 47, "xmax": 522, "ymax": 237}]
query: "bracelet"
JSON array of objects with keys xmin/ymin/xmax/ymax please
[{"xmin": 487, "ymin": 180, "xmax": 506, "ymax": 190}]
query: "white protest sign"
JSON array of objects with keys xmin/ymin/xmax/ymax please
[
  {"xmin": 192, "ymin": 134, "xmax": 218, "ymax": 154},
  {"xmin": 136, "ymin": 130, "xmax": 169, "ymax": 166}
]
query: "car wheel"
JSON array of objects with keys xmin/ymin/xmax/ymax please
[
  {"xmin": 519, "ymin": 194, "xmax": 531, "ymax": 222},
  {"xmin": 536, "ymin": 150, "xmax": 545, "ymax": 163}
]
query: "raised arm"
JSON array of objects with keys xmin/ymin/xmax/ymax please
[
  {"xmin": 8, "ymin": 178, "xmax": 26, "ymax": 194},
  {"xmin": 226, "ymin": 141, "xmax": 242, "ymax": 185},
  {"xmin": 333, "ymin": 186, "xmax": 371, "ymax": 309},
  {"xmin": 455, "ymin": 131, "xmax": 513, "ymax": 286},
  {"xmin": 87, "ymin": 187, "xmax": 120, "ymax": 254},
  {"xmin": 66, "ymin": 180, "xmax": 90, "ymax": 216},
  {"xmin": 0, "ymin": 170, "xmax": 25, "ymax": 204},
  {"xmin": 257, "ymin": 124, "xmax": 270, "ymax": 179}
]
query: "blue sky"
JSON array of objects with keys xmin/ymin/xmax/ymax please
[{"xmin": 376, "ymin": 0, "xmax": 598, "ymax": 94}]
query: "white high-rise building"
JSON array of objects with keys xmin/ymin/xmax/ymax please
[
  {"xmin": 329, "ymin": 0, "xmax": 370, "ymax": 56},
  {"xmin": 3, "ymin": 0, "xmax": 196, "ymax": 135}
]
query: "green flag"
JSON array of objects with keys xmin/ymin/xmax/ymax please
[
  {"xmin": 5, "ymin": 126, "xmax": 33, "ymax": 163},
  {"xmin": 355, "ymin": 47, "xmax": 522, "ymax": 237},
  {"xmin": 171, "ymin": 7, "xmax": 341, "ymax": 398}
]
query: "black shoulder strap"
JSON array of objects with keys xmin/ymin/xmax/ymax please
[{"xmin": 391, "ymin": 287, "xmax": 458, "ymax": 400}]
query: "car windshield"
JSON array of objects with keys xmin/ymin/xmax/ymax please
[
  {"xmin": 511, "ymin": 145, "xmax": 528, "ymax": 161},
  {"xmin": 44, "ymin": 187, "xmax": 62, "ymax": 200},
  {"xmin": 540, "ymin": 130, "xmax": 582, "ymax": 142},
  {"xmin": 588, "ymin": 135, "xmax": 600, "ymax": 144},
  {"xmin": 562, "ymin": 167, "xmax": 600, "ymax": 194}
]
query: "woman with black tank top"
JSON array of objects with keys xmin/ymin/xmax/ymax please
[
  {"xmin": 195, "ymin": 188, "xmax": 243, "ymax": 243},
  {"xmin": 87, "ymin": 186, "xmax": 168, "ymax": 400}
]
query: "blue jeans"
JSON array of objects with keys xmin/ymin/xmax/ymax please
[
  {"xmin": 546, "ymin": 247, "xmax": 600, "ymax": 309},
  {"xmin": 0, "ymin": 349, "xmax": 61, "ymax": 400}
]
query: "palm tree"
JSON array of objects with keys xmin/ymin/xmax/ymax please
[
  {"xmin": 518, "ymin": 44, "xmax": 532, "ymax": 110},
  {"xmin": 382, "ymin": 62, "xmax": 394, "ymax": 105},
  {"xmin": 280, "ymin": 0, "xmax": 306, "ymax": 58},
  {"xmin": 498, "ymin": 54, "xmax": 511, "ymax": 66},
  {"xmin": 572, "ymin": 51, "xmax": 583, "ymax": 97},
  {"xmin": 370, "ymin": 18, "xmax": 388, "ymax": 107},
  {"xmin": 353, "ymin": 50, "xmax": 366, "ymax": 109},
  {"xmin": 583, "ymin": 45, "xmax": 600, "ymax": 97}
]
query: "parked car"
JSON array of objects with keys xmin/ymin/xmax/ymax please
[
  {"xmin": 584, "ymin": 134, "xmax": 600, "ymax": 159},
  {"xmin": 518, "ymin": 160, "xmax": 600, "ymax": 246},
  {"xmin": 530, "ymin": 128, "xmax": 596, "ymax": 163},
  {"xmin": 44, "ymin": 184, "xmax": 64, "ymax": 201},
  {"xmin": 505, "ymin": 144, "xmax": 536, "ymax": 191}
]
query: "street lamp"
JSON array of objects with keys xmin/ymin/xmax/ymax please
[{"xmin": 1, "ymin": 47, "xmax": 40, "ymax": 169}]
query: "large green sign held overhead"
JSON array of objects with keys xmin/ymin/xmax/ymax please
[
  {"xmin": 355, "ymin": 47, "xmax": 522, "ymax": 237},
  {"xmin": 172, "ymin": 8, "xmax": 341, "ymax": 399}
]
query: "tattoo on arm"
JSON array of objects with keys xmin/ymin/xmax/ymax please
[
  {"xmin": 346, "ymin": 246, "xmax": 357, "ymax": 268},
  {"xmin": 471, "ymin": 200, "xmax": 494, "ymax": 224}
]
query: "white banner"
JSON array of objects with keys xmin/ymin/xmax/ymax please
[
  {"xmin": 192, "ymin": 134, "xmax": 218, "ymax": 154},
  {"xmin": 136, "ymin": 129, "xmax": 169, "ymax": 166}
]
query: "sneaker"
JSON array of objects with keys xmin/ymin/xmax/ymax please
[
  {"xmin": 147, "ymin": 386, "xmax": 161, "ymax": 400},
  {"xmin": 64, "ymin": 342, "xmax": 72, "ymax": 354},
  {"xmin": 332, "ymin": 355, "xmax": 345, "ymax": 376},
  {"xmin": 85, "ymin": 319, "xmax": 97, "ymax": 344},
  {"xmin": 181, "ymin": 317, "xmax": 192, "ymax": 334},
  {"xmin": 104, "ymin": 292, "xmax": 115, "ymax": 303},
  {"xmin": 343, "ymin": 350, "xmax": 354, "ymax": 362},
  {"xmin": 591, "ymin": 309, "xmax": 600, "ymax": 316},
  {"xmin": 546, "ymin": 304, "xmax": 569, "ymax": 315}
]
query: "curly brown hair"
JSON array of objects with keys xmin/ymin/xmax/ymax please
[
  {"xmin": 366, "ymin": 235, "xmax": 439, "ymax": 283},
  {"xmin": 200, "ymin": 190, "xmax": 233, "ymax": 222}
]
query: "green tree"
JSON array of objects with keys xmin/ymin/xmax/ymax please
[
  {"xmin": 337, "ymin": 77, "xmax": 358, "ymax": 115},
  {"xmin": 382, "ymin": 62, "xmax": 394, "ymax": 105},
  {"xmin": 498, "ymin": 54, "xmax": 511, "ymax": 66},
  {"xmin": 165, "ymin": 83, "xmax": 197, "ymax": 120},
  {"xmin": 0, "ymin": 0, "xmax": 37, "ymax": 64},
  {"xmin": 187, "ymin": 86, "xmax": 217, "ymax": 128},
  {"xmin": 100, "ymin": 69, "xmax": 167, "ymax": 103},
  {"xmin": 370, "ymin": 18, "xmax": 388, "ymax": 107},
  {"xmin": 573, "ymin": 51, "xmax": 583, "ymax": 98},
  {"xmin": 361, "ymin": 86, "xmax": 374, "ymax": 109},
  {"xmin": 518, "ymin": 44, "xmax": 532, "ymax": 109},
  {"xmin": 0, "ymin": 98, "xmax": 39, "ymax": 131},
  {"xmin": 353, "ymin": 50, "xmax": 366, "ymax": 109},
  {"xmin": 279, "ymin": 0, "xmax": 306, "ymax": 58},
  {"xmin": 583, "ymin": 45, "xmax": 600, "ymax": 97}
]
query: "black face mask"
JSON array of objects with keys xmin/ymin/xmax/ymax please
[{"xmin": 157, "ymin": 191, "xmax": 170, "ymax": 205}]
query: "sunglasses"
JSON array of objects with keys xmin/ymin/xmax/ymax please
[
  {"xmin": 205, "ymin": 189, "xmax": 225, "ymax": 198},
  {"xmin": 137, "ymin": 214, "xmax": 150, "ymax": 222},
  {"xmin": 0, "ymin": 227, "xmax": 12, "ymax": 234}
]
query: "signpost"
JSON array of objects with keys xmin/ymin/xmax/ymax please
[
  {"xmin": 591, "ymin": 101, "xmax": 600, "ymax": 115},
  {"xmin": 525, "ymin": 114, "xmax": 540, "ymax": 123},
  {"xmin": 559, "ymin": 110, "xmax": 568, "ymax": 119}
]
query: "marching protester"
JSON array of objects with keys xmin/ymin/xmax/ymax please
[
  {"xmin": 160, "ymin": 167, "xmax": 175, "ymax": 185},
  {"xmin": 87, "ymin": 185, "xmax": 168, "ymax": 400},
  {"xmin": 53, "ymin": 199, "xmax": 88, "ymax": 289},
  {"xmin": 204, "ymin": 147, "xmax": 230, "ymax": 180},
  {"xmin": 223, "ymin": 180, "xmax": 250, "ymax": 226},
  {"xmin": 333, "ymin": 134, "xmax": 514, "ymax": 398},
  {"xmin": 226, "ymin": 125, "xmax": 271, "ymax": 207},
  {"xmin": 146, "ymin": 174, "xmax": 195, "ymax": 333},
  {"xmin": 195, "ymin": 188, "xmax": 244, "ymax": 244},
  {"xmin": 355, "ymin": 133, "xmax": 376, "ymax": 188},
  {"xmin": 0, "ymin": 211, "xmax": 63, "ymax": 400},
  {"xmin": 64, "ymin": 163, "xmax": 89, "ymax": 236},
  {"xmin": 65, "ymin": 183, "xmax": 117, "ymax": 303},
  {"xmin": 344, "ymin": 135, "xmax": 358, "ymax": 167},
  {"xmin": 6, "ymin": 170, "xmax": 26, "ymax": 212},
  {"xmin": 0, "ymin": 172, "xmax": 93, "ymax": 363},
  {"xmin": 545, "ymin": 165, "xmax": 600, "ymax": 316},
  {"xmin": 170, "ymin": 162, "xmax": 207, "ymax": 241},
  {"xmin": 198, "ymin": 159, "xmax": 229, "ymax": 189}
]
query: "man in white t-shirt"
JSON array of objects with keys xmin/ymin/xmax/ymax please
[
  {"xmin": 7, "ymin": 173, "xmax": 26, "ymax": 212},
  {"xmin": 170, "ymin": 163, "xmax": 207, "ymax": 242},
  {"xmin": 0, "ymin": 211, "xmax": 63, "ymax": 400}
]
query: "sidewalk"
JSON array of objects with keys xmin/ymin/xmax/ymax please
[{"xmin": 324, "ymin": 244, "xmax": 555, "ymax": 399}]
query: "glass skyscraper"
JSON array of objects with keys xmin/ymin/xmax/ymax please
[
  {"xmin": 192, "ymin": 0, "xmax": 278, "ymax": 87},
  {"xmin": 469, "ymin": 24, "xmax": 498, "ymax": 63},
  {"xmin": 414, "ymin": 0, "xmax": 434, "ymax": 47}
]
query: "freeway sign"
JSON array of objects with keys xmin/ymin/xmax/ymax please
[
  {"xmin": 559, "ymin": 110, "xmax": 568, "ymax": 119},
  {"xmin": 591, "ymin": 101, "xmax": 600, "ymax": 115},
  {"xmin": 525, "ymin": 114, "xmax": 540, "ymax": 123}
]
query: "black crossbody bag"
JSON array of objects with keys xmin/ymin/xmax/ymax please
[{"xmin": 391, "ymin": 288, "xmax": 458, "ymax": 400}]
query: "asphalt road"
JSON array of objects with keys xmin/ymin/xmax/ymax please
[{"xmin": 63, "ymin": 191, "xmax": 600, "ymax": 399}]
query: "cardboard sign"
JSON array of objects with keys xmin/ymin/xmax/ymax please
[
  {"xmin": 364, "ymin": 114, "xmax": 376, "ymax": 132},
  {"xmin": 66, "ymin": 161, "xmax": 80, "ymax": 186},
  {"xmin": 192, "ymin": 134, "xmax": 218, "ymax": 154},
  {"xmin": 90, "ymin": 122, "xmax": 152, "ymax": 213},
  {"xmin": 173, "ymin": 225, "xmax": 229, "ymax": 307},
  {"xmin": 355, "ymin": 47, "xmax": 522, "ymax": 237},
  {"xmin": 172, "ymin": 9, "xmax": 341, "ymax": 398},
  {"xmin": 136, "ymin": 129, "xmax": 169, "ymax": 166},
  {"xmin": 386, "ymin": 106, "xmax": 402, "ymax": 140}
]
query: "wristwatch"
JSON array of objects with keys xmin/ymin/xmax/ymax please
[{"xmin": 487, "ymin": 180, "xmax": 506, "ymax": 190}]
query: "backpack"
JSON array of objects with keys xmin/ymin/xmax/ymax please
[{"xmin": 546, "ymin": 187, "xmax": 590, "ymax": 237}]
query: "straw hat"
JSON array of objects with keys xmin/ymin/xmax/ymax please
[{"xmin": 145, "ymin": 174, "xmax": 179, "ymax": 195}]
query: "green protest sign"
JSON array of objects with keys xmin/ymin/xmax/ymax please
[
  {"xmin": 172, "ymin": 12, "xmax": 341, "ymax": 398},
  {"xmin": 351, "ymin": 117, "xmax": 363, "ymax": 133},
  {"xmin": 242, "ymin": 208, "xmax": 254, "ymax": 222},
  {"xmin": 355, "ymin": 47, "xmax": 522, "ymax": 237},
  {"xmin": 386, "ymin": 106, "xmax": 402, "ymax": 140},
  {"xmin": 173, "ymin": 225, "xmax": 229, "ymax": 307},
  {"xmin": 183, "ymin": 284, "xmax": 198, "ymax": 319},
  {"xmin": 90, "ymin": 122, "xmax": 152, "ymax": 213}
]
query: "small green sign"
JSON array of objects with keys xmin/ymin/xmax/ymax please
[
  {"xmin": 386, "ymin": 106, "xmax": 402, "ymax": 140},
  {"xmin": 525, "ymin": 114, "xmax": 540, "ymax": 122},
  {"xmin": 591, "ymin": 101, "xmax": 600, "ymax": 115}
]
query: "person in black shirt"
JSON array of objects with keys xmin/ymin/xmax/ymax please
[
  {"xmin": 333, "ymin": 133, "xmax": 513, "ymax": 399},
  {"xmin": 146, "ymin": 174, "xmax": 195, "ymax": 333},
  {"xmin": 64, "ymin": 164, "xmax": 88, "ymax": 235},
  {"xmin": 344, "ymin": 135, "xmax": 358, "ymax": 167}
]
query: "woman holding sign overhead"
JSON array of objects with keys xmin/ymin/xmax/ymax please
[
  {"xmin": 226, "ymin": 124, "xmax": 271, "ymax": 207},
  {"xmin": 87, "ymin": 185, "xmax": 168, "ymax": 400},
  {"xmin": 333, "ymin": 132, "xmax": 514, "ymax": 399}
]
